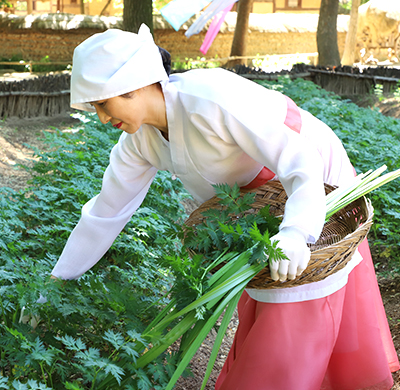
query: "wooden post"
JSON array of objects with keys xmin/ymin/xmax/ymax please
[
  {"xmin": 27, "ymin": 0, "xmax": 33, "ymax": 14},
  {"xmin": 341, "ymin": 0, "xmax": 361, "ymax": 66},
  {"xmin": 225, "ymin": 0, "xmax": 254, "ymax": 68}
]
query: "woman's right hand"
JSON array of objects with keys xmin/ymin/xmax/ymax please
[{"xmin": 269, "ymin": 227, "xmax": 311, "ymax": 282}]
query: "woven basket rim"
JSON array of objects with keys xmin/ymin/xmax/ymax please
[
  {"xmin": 184, "ymin": 181, "xmax": 374, "ymax": 289},
  {"xmin": 311, "ymin": 198, "xmax": 373, "ymax": 255},
  {"xmin": 248, "ymin": 197, "xmax": 373, "ymax": 289}
]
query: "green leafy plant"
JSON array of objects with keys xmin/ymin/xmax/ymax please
[
  {"xmin": 172, "ymin": 56, "xmax": 220, "ymax": 71},
  {"xmin": 183, "ymin": 183, "xmax": 281, "ymax": 263},
  {"xmin": 0, "ymin": 55, "xmax": 27, "ymax": 72},
  {"xmin": 31, "ymin": 56, "xmax": 71, "ymax": 73},
  {"xmin": 2, "ymin": 75, "xmax": 400, "ymax": 388},
  {"xmin": 139, "ymin": 165, "xmax": 400, "ymax": 390},
  {"xmin": 135, "ymin": 184, "xmax": 285, "ymax": 390},
  {"xmin": 0, "ymin": 114, "xmax": 190, "ymax": 388},
  {"xmin": 0, "ymin": 0, "xmax": 11, "ymax": 9}
]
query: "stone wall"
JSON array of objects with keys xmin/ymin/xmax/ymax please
[
  {"xmin": 154, "ymin": 30, "xmax": 340, "ymax": 61},
  {"xmin": 1, "ymin": 28, "xmax": 97, "ymax": 61},
  {"xmin": 0, "ymin": 12, "xmax": 349, "ymax": 63}
]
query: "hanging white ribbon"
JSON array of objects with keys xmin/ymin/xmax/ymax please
[
  {"xmin": 160, "ymin": 0, "xmax": 212, "ymax": 31},
  {"xmin": 185, "ymin": 0, "xmax": 239, "ymax": 38}
]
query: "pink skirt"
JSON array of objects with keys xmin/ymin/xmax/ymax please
[{"xmin": 215, "ymin": 239, "xmax": 400, "ymax": 390}]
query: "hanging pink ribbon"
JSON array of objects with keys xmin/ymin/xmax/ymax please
[{"xmin": 200, "ymin": 3, "xmax": 233, "ymax": 54}]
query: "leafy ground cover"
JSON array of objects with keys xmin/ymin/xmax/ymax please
[
  {"xmin": 0, "ymin": 116, "xmax": 193, "ymax": 389},
  {"xmin": 1, "ymin": 76, "xmax": 400, "ymax": 389}
]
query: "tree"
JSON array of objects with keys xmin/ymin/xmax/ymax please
[
  {"xmin": 317, "ymin": 0, "xmax": 341, "ymax": 66},
  {"xmin": 341, "ymin": 0, "xmax": 361, "ymax": 65},
  {"xmin": 123, "ymin": 0, "xmax": 153, "ymax": 33},
  {"xmin": 225, "ymin": 0, "xmax": 254, "ymax": 68}
]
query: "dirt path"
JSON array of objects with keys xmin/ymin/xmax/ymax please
[
  {"xmin": 1, "ymin": 109, "xmax": 399, "ymax": 389},
  {"xmin": 0, "ymin": 114, "xmax": 81, "ymax": 191}
]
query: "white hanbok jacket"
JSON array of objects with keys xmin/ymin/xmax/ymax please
[{"xmin": 51, "ymin": 68, "xmax": 361, "ymax": 303}]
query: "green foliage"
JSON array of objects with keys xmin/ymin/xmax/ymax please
[
  {"xmin": 0, "ymin": 114, "xmax": 190, "ymax": 388},
  {"xmin": 0, "ymin": 56, "xmax": 70, "ymax": 73},
  {"xmin": 138, "ymin": 183, "xmax": 286, "ymax": 390},
  {"xmin": 338, "ymin": 0, "xmax": 369, "ymax": 14},
  {"xmin": 172, "ymin": 56, "xmax": 220, "ymax": 71},
  {"xmin": 183, "ymin": 183, "xmax": 281, "ymax": 264},
  {"xmin": 152, "ymin": 0, "xmax": 171, "ymax": 13},
  {"xmin": 162, "ymin": 183, "xmax": 284, "ymax": 314},
  {"xmin": 0, "ymin": 0, "xmax": 11, "ymax": 9},
  {"xmin": 31, "ymin": 56, "xmax": 70, "ymax": 73},
  {"xmin": 0, "ymin": 55, "xmax": 27, "ymax": 72},
  {"xmin": 2, "ymin": 73, "xmax": 400, "ymax": 387},
  {"xmin": 257, "ymin": 77, "xmax": 400, "ymax": 258}
]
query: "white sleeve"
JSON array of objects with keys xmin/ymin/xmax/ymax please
[
  {"xmin": 203, "ymin": 92, "xmax": 326, "ymax": 243},
  {"xmin": 51, "ymin": 134, "xmax": 158, "ymax": 280},
  {"xmin": 237, "ymin": 129, "xmax": 324, "ymax": 241},
  {"xmin": 177, "ymin": 71, "xmax": 326, "ymax": 242}
]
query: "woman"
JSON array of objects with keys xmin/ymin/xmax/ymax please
[{"xmin": 51, "ymin": 24, "xmax": 399, "ymax": 389}]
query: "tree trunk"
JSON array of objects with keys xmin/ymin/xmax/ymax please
[
  {"xmin": 123, "ymin": 0, "xmax": 153, "ymax": 34},
  {"xmin": 225, "ymin": 0, "xmax": 254, "ymax": 68},
  {"xmin": 341, "ymin": 0, "xmax": 361, "ymax": 65},
  {"xmin": 317, "ymin": 0, "xmax": 340, "ymax": 66},
  {"xmin": 27, "ymin": 0, "xmax": 33, "ymax": 14}
]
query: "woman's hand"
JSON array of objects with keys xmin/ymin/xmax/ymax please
[{"xmin": 269, "ymin": 227, "xmax": 311, "ymax": 282}]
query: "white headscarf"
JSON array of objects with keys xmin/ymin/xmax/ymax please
[{"xmin": 70, "ymin": 24, "xmax": 169, "ymax": 112}]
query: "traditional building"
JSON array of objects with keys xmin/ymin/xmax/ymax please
[
  {"xmin": 6, "ymin": 0, "xmax": 321, "ymax": 17},
  {"xmin": 253, "ymin": 0, "xmax": 321, "ymax": 14},
  {"xmin": 5, "ymin": 0, "xmax": 122, "ymax": 16}
]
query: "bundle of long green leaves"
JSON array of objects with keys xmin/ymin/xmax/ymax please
[
  {"xmin": 133, "ymin": 166, "xmax": 400, "ymax": 390},
  {"xmin": 128, "ymin": 184, "xmax": 287, "ymax": 390}
]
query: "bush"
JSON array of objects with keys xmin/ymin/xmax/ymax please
[
  {"xmin": 2, "ymin": 77, "xmax": 400, "ymax": 388},
  {"xmin": 0, "ymin": 55, "xmax": 27, "ymax": 72},
  {"xmin": 0, "ymin": 114, "xmax": 191, "ymax": 388}
]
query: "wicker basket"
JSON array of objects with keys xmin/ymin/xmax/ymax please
[{"xmin": 185, "ymin": 181, "xmax": 374, "ymax": 289}]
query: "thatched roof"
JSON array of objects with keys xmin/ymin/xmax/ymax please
[{"xmin": 359, "ymin": 0, "xmax": 400, "ymax": 23}]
